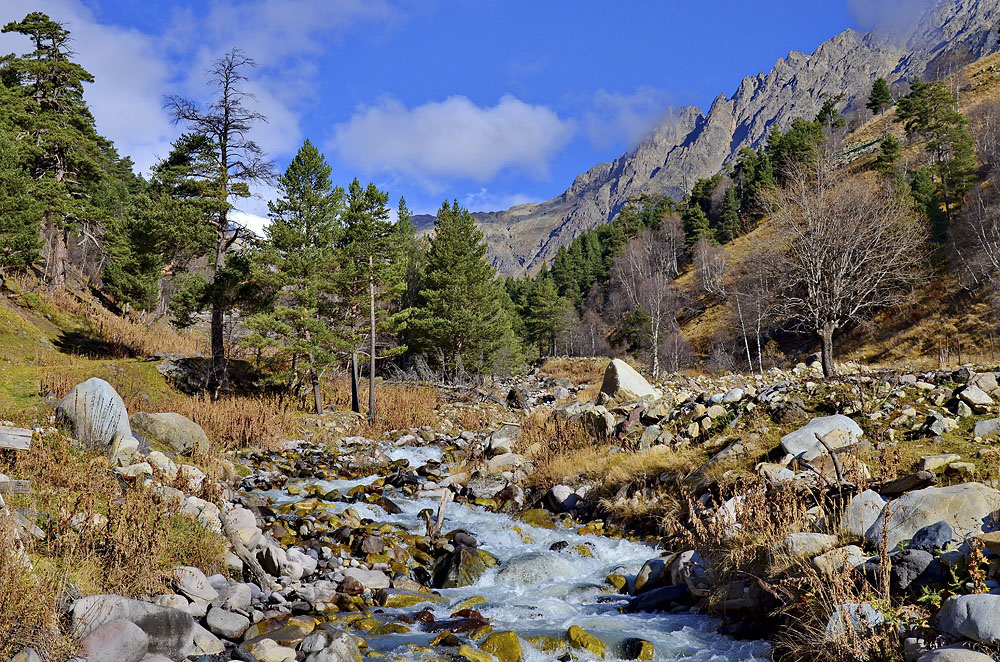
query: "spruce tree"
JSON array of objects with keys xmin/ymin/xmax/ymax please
[
  {"xmin": 340, "ymin": 179, "xmax": 409, "ymax": 422},
  {"xmin": 681, "ymin": 203, "xmax": 712, "ymax": 246},
  {"xmin": 408, "ymin": 200, "xmax": 521, "ymax": 377},
  {"xmin": 718, "ymin": 186, "xmax": 741, "ymax": 243},
  {"xmin": 525, "ymin": 276, "xmax": 569, "ymax": 357},
  {"xmin": 244, "ymin": 140, "xmax": 346, "ymax": 413},
  {"xmin": 867, "ymin": 78, "xmax": 894, "ymax": 115}
]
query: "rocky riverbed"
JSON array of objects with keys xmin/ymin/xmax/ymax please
[{"xmin": 11, "ymin": 357, "xmax": 1000, "ymax": 661}]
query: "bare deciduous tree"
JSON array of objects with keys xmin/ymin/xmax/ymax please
[
  {"xmin": 693, "ymin": 237, "xmax": 729, "ymax": 296},
  {"xmin": 610, "ymin": 228, "xmax": 686, "ymax": 378},
  {"xmin": 769, "ymin": 168, "xmax": 927, "ymax": 376},
  {"xmin": 968, "ymin": 98, "xmax": 1000, "ymax": 170},
  {"xmin": 728, "ymin": 253, "xmax": 780, "ymax": 374}
]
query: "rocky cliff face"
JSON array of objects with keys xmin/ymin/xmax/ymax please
[{"xmin": 478, "ymin": 0, "xmax": 1000, "ymax": 276}]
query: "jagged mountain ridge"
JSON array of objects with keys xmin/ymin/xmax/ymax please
[{"xmin": 464, "ymin": 0, "xmax": 1000, "ymax": 276}]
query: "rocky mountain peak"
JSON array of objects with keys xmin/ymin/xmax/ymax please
[{"xmin": 469, "ymin": 1, "xmax": 1000, "ymax": 276}]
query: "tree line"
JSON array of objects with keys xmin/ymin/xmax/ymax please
[
  {"xmin": 0, "ymin": 12, "xmax": 521, "ymax": 417},
  {"xmin": 507, "ymin": 74, "xmax": 991, "ymax": 378}
]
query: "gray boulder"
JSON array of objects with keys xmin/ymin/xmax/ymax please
[
  {"xmin": 825, "ymin": 602, "xmax": 883, "ymax": 642},
  {"xmin": 909, "ymin": 521, "xmax": 955, "ymax": 552},
  {"xmin": 866, "ymin": 483, "xmax": 1000, "ymax": 550},
  {"xmin": 56, "ymin": 378, "xmax": 138, "ymax": 462},
  {"xmin": 842, "ymin": 490, "xmax": 886, "ymax": 539},
  {"xmin": 935, "ymin": 594, "xmax": 1000, "ymax": 643},
  {"xmin": 599, "ymin": 359, "xmax": 661, "ymax": 403},
  {"xmin": 918, "ymin": 648, "xmax": 997, "ymax": 662},
  {"xmin": 624, "ymin": 585, "xmax": 691, "ymax": 613},
  {"xmin": 497, "ymin": 552, "xmax": 573, "ymax": 584},
  {"xmin": 79, "ymin": 619, "xmax": 149, "ymax": 662},
  {"xmin": 205, "ymin": 606, "xmax": 249, "ymax": 639},
  {"xmin": 779, "ymin": 532, "xmax": 839, "ymax": 558},
  {"xmin": 973, "ymin": 418, "xmax": 1000, "ymax": 438},
  {"xmin": 301, "ymin": 626, "xmax": 362, "ymax": 662},
  {"xmin": 71, "ymin": 595, "xmax": 196, "ymax": 659},
  {"xmin": 959, "ymin": 385, "xmax": 994, "ymax": 414},
  {"xmin": 173, "ymin": 566, "xmax": 218, "ymax": 603},
  {"xmin": 487, "ymin": 424, "xmax": 521, "ymax": 456},
  {"xmin": 130, "ymin": 412, "xmax": 209, "ymax": 455},
  {"xmin": 780, "ymin": 415, "xmax": 864, "ymax": 461}
]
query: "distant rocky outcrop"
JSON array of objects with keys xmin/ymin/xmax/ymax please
[{"xmin": 465, "ymin": 0, "xmax": 1000, "ymax": 275}]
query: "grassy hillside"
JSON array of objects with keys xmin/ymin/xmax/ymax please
[{"xmin": 679, "ymin": 51, "xmax": 1000, "ymax": 371}]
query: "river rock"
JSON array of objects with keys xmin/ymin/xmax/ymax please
[
  {"xmin": 497, "ymin": 552, "xmax": 573, "ymax": 584},
  {"xmin": 546, "ymin": 485, "xmax": 580, "ymax": 513},
  {"xmin": 79, "ymin": 619, "xmax": 149, "ymax": 662},
  {"xmin": 779, "ymin": 532, "xmax": 839, "ymax": 558},
  {"xmin": 624, "ymin": 585, "xmax": 691, "ymax": 613},
  {"xmin": 959, "ymin": 385, "xmax": 994, "ymax": 413},
  {"xmin": 581, "ymin": 406, "xmax": 617, "ymax": 437},
  {"xmin": 935, "ymin": 594, "xmax": 1000, "ymax": 643},
  {"xmin": 812, "ymin": 546, "xmax": 868, "ymax": 574},
  {"xmin": 825, "ymin": 602, "xmax": 883, "ymax": 641},
  {"xmin": 206, "ymin": 606, "xmax": 249, "ymax": 639},
  {"xmin": 919, "ymin": 454, "xmax": 962, "ymax": 472},
  {"xmin": 567, "ymin": 625, "xmax": 606, "ymax": 657},
  {"xmin": 249, "ymin": 638, "xmax": 297, "ymax": 662},
  {"xmin": 779, "ymin": 415, "xmax": 863, "ymax": 461},
  {"xmin": 909, "ymin": 521, "xmax": 954, "ymax": 552},
  {"xmin": 633, "ymin": 557, "xmax": 671, "ymax": 595},
  {"xmin": 432, "ymin": 544, "xmax": 486, "ymax": 588},
  {"xmin": 842, "ymin": 490, "xmax": 886, "ymax": 539},
  {"xmin": 670, "ymin": 550, "xmax": 711, "ymax": 595},
  {"xmin": 918, "ymin": 648, "xmax": 998, "ymax": 662},
  {"xmin": 300, "ymin": 626, "xmax": 362, "ymax": 662},
  {"xmin": 341, "ymin": 567, "xmax": 390, "ymax": 590},
  {"xmin": 71, "ymin": 595, "xmax": 196, "ymax": 659},
  {"xmin": 488, "ymin": 424, "xmax": 520, "ymax": 457},
  {"xmin": 57, "ymin": 378, "xmax": 138, "ymax": 460},
  {"xmin": 480, "ymin": 630, "xmax": 523, "ymax": 662},
  {"xmin": 130, "ymin": 411, "xmax": 210, "ymax": 455},
  {"xmin": 599, "ymin": 359, "xmax": 661, "ymax": 404},
  {"xmin": 174, "ymin": 566, "xmax": 218, "ymax": 603},
  {"xmin": 866, "ymin": 483, "xmax": 1000, "ymax": 549}
]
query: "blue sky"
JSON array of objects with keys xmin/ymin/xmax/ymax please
[{"xmin": 0, "ymin": 0, "xmax": 916, "ymax": 230}]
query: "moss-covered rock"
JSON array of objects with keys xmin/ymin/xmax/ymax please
[
  {"xmin": 567, "ymin": 625, "xmax": 605, "ymax": 658},
  {"xmin": 516, "ymin": 508, "xmax": 556, "ymax": 529},
  {"xmin": 480, "ymin": 630, "xmax": 523, "ymax": 662},
  {"xmin": 621, "ymin": 637, "xmax": 655, "ymax": 660},
  {"xmin": 457, "ymin": 644, "xmax": 493, "ymax": 662}
]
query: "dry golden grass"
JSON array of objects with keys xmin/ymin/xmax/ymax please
[
  {"xmin": 0, "ymin": 512, "xmax": 77, "ymax": 661},
  {"xmin": 537, "ymin": 357, "xmax": 607, "ymax": 385},
  {"xmin": 323, "ymin": 377, "xmax": 442, "ymax": 438},
  {"xmin": 0, "ymin": 432, "xmax": 229, "ymax": 603}
]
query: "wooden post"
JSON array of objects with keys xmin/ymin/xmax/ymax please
[{"xmin": 958, "ymin": 340, "xmax": 963, "ymax": 366}]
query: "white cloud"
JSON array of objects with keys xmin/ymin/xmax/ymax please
[
  {"xmin": 847, "ymin": 0, "xmax": 936, "ymax": 37},
  {"xmin": 462, "ymin": 188, "xmax": 538, "ymax": 213},
  {"xmin": 583, "ymin": 86, "xmax": 675, "ymax": 149},
  {"xmin": 0, "ymin": 0, "xmax": 175, "ymax": 172},
  {"xmin": 331, "ymin": 94, "xmax": 574, "ymax": 189}
]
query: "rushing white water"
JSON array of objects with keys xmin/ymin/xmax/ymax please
[{"xmin": 265, "ymin": 442, "xmax": 771, "ymax": 661}]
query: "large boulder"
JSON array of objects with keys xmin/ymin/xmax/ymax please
[
  {"xmin": 130, "ymin": 412, "xmax": 209, "ymax": 455},
  {"xmin": 842, "ymin": 490, "xmax": 886, "ymax": 540},
  {"xmin": 599, "ymin": 359, "xmax": 661, "ymax": 404},
  {"xmin": 431, "ymin": 544, "xmax": 486, "ymax": 588},
  {"xmin": 780, "ymin": 415, "xmax": 863, "ymax": 461},
  {"xmin": 918, "ymin": 648, "xmax": 997, "ymax": 662},
  {"xmin": 71, "ymin": 595, "xmax": 196, "ymax": 659},
  {"xmin": 935, "ymin": 594, "xmax": 1000, "ymax": 643},
  {"xmin": 79, "ymin": 619, "xmax": 149, "ymax": 662},
  {"xmin": 56, "ymin": 378, "xmax": 137, "ymax": 461},
  {"xmin": 866, "ymin": 483, "xmax": 1000, "ymax": 550},
  {"xmin": 497, "ymin": 552, "xmax": 573, "ymax": 584}
]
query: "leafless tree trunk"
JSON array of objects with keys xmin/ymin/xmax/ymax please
[
  {"xmin": 693, "ymin": 237, "xmax": 729, "ymax": 296},
  {"xmin": 610, "ymin": 227, "xmax": 686, "ymax": 378},
  {"xmin": 768, "ymin": 166, "xmax": 927, "ymax": 376}
]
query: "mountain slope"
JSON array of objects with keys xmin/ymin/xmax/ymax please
[{"xmin": 481, "ymin": 0, "xmax": 1000, "ymax": 276}]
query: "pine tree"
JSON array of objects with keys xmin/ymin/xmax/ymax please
[
  {"xmin": 524, "ymin": 276, "xmax": 569, "ymax": 357},
  {"xmin": 408, "ymin": 200, "xmax": 522, "ymax": 376},
  {"xmin": 681, "ymin": 203, "xmax": 712, "ymax": 246},
  {"xmin": 163, "ymin": 50, "xmax": 274, "ymax": 397},
  {"xmin": 816, "ymin": 93, "xmax": 846, "ymax": 130},
  {"xmin": 341, "ymin": 179, "xmax": 409, "ymax": 422},
  {"xmin": 243, "ymin": 140, "xmax": 346, "ymax": 413},
  {"xmin": 718, "ymin": 185, "xmax": 741, "ymax": 243},
  {"xmin": 875, "ymin": 133, "xmax": 903, "ymax": 177},
  {"xmin": 0, "ymin": 131, "xmax": 42, "ymax": 278},
  {"xmin": 1, "ymin": 12, "xmax": 104, "ymax": 289},
  {"xmin": 896, "ymin": 78, "xmax": 978, "ymax": 227},
  {"xmin": 867, "ymin": 78, "xmax": 894, "ymax": 115}
]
